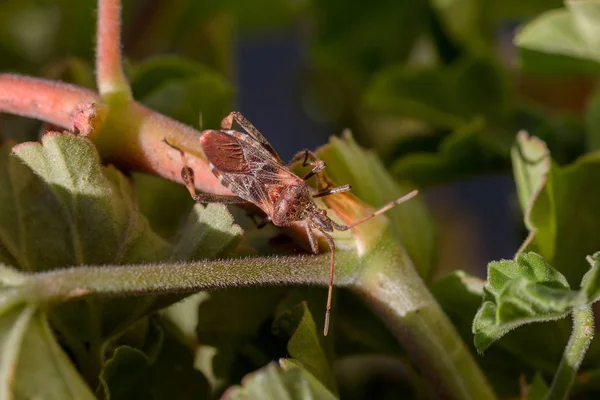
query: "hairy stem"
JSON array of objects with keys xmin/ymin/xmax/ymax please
[
  {"xmin": 0, "ymin": 74, "xmax": 99, "ymax": 129},
  {"xmin": 353, "ymin": 235, "xmax": 496, "ymax": 400},
  {"xmin": 547, "ymin": 307, "xmax": 595, "ymax": 400},
  {"xmin": 96, "ymin": 0, "xmax": 131, "ymax": 98},
  {"xmin": 29, "ymin": 253, "xmax": 355, "ymax": 304}
]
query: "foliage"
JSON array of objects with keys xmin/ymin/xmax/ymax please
[{"xmin": 1, "ymin": 0, "xmax": 600, "ymax": 399}]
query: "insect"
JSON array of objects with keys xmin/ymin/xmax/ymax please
[{"xmin": 165, "ymin": 112, "xmax": 418, "ymax": 336}]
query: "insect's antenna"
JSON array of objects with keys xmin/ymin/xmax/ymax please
[
  {"xmin": 337, "ymin": 189, "xmax": 419, "ymax": 231},
  {"xmin": 322, "ymin": 232, "xmax": 336, "ymax": 336}
]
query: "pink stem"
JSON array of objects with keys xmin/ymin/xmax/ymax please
[
  {"xmin": 96, "ymin": 0, "xmax": 131, "ymax": 97},
  {"xmin": 0, "ymin": 74, "xmax": 99, "ymax": 130}
]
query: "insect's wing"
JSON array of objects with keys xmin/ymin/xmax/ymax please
[
  {"xmin": 201, "ymin": 130, "xmax": 298, "ymax": 216},
  {"xmin": 221, "ymin": 112, "xmax": 283, "ymax": 164}
]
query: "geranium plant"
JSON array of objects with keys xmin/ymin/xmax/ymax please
[{"xmin": 1, "ymin": 0, "xmax": 600, "ymax": 399}]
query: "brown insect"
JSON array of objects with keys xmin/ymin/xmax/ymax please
[{"xmin": 166, "ymin": 112, "xmax": 418, "ymax": 335}]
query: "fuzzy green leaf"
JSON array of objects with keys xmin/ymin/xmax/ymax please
[
  {"xmin": 11, "ymin": 133, "xmax": 171, "ymax": 267},
  {"xmin": 512, "ymin": 132, "xmax": 600, "ymax": 285},
  {"xmin": 274, "ymin": 302, "xmax": 336, "ymax": 394},
  {"xmin": 515, "ymin": 1, "xmax": 600, "ymax": 74},
  {"xmin": 0, "ymin": 278, "xmax": 94, "ymax": 400},
  {"xmin": 316, "ymin": 132, "xmax": 436, "ymax": 279},
  {"xmin": 473, "ymin": 252, "xmax": 600, "ymax": 353},
  {"xmin": 224, "ymin": 362, "xmax": 336, "ymax": 400}
]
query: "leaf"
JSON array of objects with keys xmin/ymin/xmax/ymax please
[
  {"xmin": 132, "ymin": 172, "xmax": 192, "ymax": 240},
  {"xmin": 511, "ymin": 132, "xmax": 600, "ymax": 285},
  {"xmin": 170, "ymin": 203, "xmax": 243, "ymax": 261},
  {"xmin": 515, "ymin": 1, "xmax": 600, "ymax": 74},
  {"xmin": 273, "ymin": 302, "xmax": 336, "ymax": 393},
  {"xmin": 0, "ymin": 267, "xmax": 94, "ymax": 400},
  {"xmin": 194, "ymin": 287, "xmax": 287, "ymax": 393},
  {"xmin": 364, "ymin": 57, "xmax": 509, "ymax": 128},
  {"xmin": 10, "ymin": 133, "xmax": 171, "ymax": 268},
  {"xmin": 311, "ymin": 0, "xmax": 428, "ymax": 82},
  {"xmin": 391, "ymin": 119, "xmax": 507, "ymax": 186},
  {"xmin": 130, "ymin": 56, "xmax": 234, "ymax": 129},
  {"xmin": 430, "ymin": 0, "xmax": 488, "ymax": 51},
  {"xmin": 316, "ymin": 132, "xmax": 436, "ymax": 279},
  {"xmin": 473, "ymin": 252, "xmax": 600, "ymax": 353},
  {"xmin": 527, "ymin": 373, "xmax": 549, "ymax": 400},
  {"xmin": 510, "ymin": 131, "xmax": 550, "ymax": 227},
  {"xmin": 224, "ymin": 362, "xmax": 336, "ymax": 400},
  {"xmin": 100, "ymin": 319, "xmax": 209, "ymax": 400}
]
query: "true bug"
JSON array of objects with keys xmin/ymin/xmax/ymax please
[{"xmin": 166, "ymin": 112, "xmax": 418, "ymax": 335}]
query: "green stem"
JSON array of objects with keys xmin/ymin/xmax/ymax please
[
  {"xmin": 353, "ymin": 235, "xmax": 496, "ymax": 400},
  {"xmin": 546, "ymin": 306, "xmax": 595, "ymax": 400},
  {"xmin": 28, "ymin": 253, "xmax": 356, "ymax": 304}
]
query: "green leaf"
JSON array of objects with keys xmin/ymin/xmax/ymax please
[
  {"xmin": 510, "ymin": 131, "xmax": 550, "ymax": 226},
  {"xmin": 391, "ymin": 119, "xmax": 507, "ymax": 186},
  {"xmin": 581, "ymin": 253, "xmax": 600, "ymax": 303},
  {"xmin": 10, "ymin": 134, "xmax": 171, "ymax": 268},
  {"xmin": 224, "ymin": 362, "xmax": 336, "ymax": 400},
  {"xmin": 311, "ymin": 0, "xmax": 428, "ymax": 83},
  {"xmin": 515, "ymin": 1, "xmax": 600, "ymax": 74},
  {"xmin": 274, "ymin": 302, "xmax": 336, "ymax": 393},
  {"xmin": 364, "ymin": 57, "xmax": 508, "ymax": 128},
  {"xmin": 130, "ymin": 56, "xmax": 234, "ymax": 129},
  {"xmin": 473, "ymin": 252, "xmax": 599, "ymax": 353},
  {"xmin": 430, "ymin": 0, "xmax": 487, "ymax": 51},
  {"xmin": 316, "ymin": 132, "xmax": 436, "ymax": 279},
  {"xmin": 171, "ymin": 203, "xmax": 243, "ymax": 261},
  {"xmin": 528, "ymin": 373, "xmax": 550, "ymax": 400},
  {"xmin": 512, "ymin": 132, "xmax": 600, "ymax": 285},
  {"xmin": 0, "ymin": 282, "xmax": 94, "ymax": 400},
  {"xmin": 101, "ymin": 318, "xmax": 209, "ymax": 400},
  {"xmin": 194, "ymin": 288, "xmax": 286, "ymax": 393},
  {"xmin": 132, "ymin": 172, "xmax": 192, "ymax": 240}
]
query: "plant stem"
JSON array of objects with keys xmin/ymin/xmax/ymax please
[
  {"xmin": 0, "ymin": 74, "xmax": 99, "ymax": 129},
  {"xmin": 546, "ymin": 306, "xmax": 595, "ymax": 400},
  {"xmin": 29, "ymin": 254, "xmax": 356, "ymax": 304},
  {"xmin": 96, "ymin": 0, "xmax": 131, "ymax": 98},
  {"xmin": 353, "ymin": 235, "xmax": 496, "ymax": 400}
]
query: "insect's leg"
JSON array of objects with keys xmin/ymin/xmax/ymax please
[
  {"xmin": 289, "ymin": 149, "xmax": 319, "ymax": 167},
  {"xmin": 305, "ymin": 221, "xmax": 319, "ymax": 254},
  {"xmin": 180, "ymin": 167, "xmax": 248, "ymax": 204},
  {"xmin": 288, "ymin": 150, "xmax": 328, "ymax": 181},
  {"xmin": 163, "ymin": 139, "xmax": 248, "ymax": 205},
  {"xmin": 321, "ymin": 231, "xmax": 336, "ymax": 336},
  {"xmin": 313, "ymin": 184, "xmax": 352, "ymax": 198},
  {"xmin": 221, "ymin": 111, "xmax": 282, "ymax": 163},
  {"xmin": 331, "ymin": 189, "xmax": 419, "ymax": 231}
]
